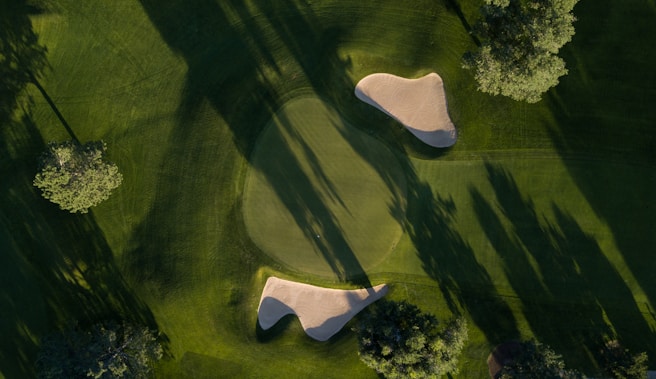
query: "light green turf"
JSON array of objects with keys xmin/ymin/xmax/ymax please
[
  {"xmin": 243, "ymin": 96, "xmax": 406, "ymax": 280},
  {"xmin": 1, "ymin": 0, "xmax": 655, "ymax": 378}
]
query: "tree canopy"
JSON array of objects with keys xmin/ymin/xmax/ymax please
[
  {"xmin": 601, "ymin": 340, "xmax": 648, "ymax": 379},
  {"xmin": 353, "ymin": 300, "xmax": 468, "ymax": 379},
  {"xmin": 464, "ymin": 0, "xmax": 580, "ymax": 103},
  {"xmin": 35, "ymin": 321, "xmax": 163, "ymax": 379},
  {"xmin": 33, "ymin": 140, "xmax": 123, "ymax": 213},
  {"xmin": 497, "ymin": 340, "xmax": 585, "ymax": 379}
]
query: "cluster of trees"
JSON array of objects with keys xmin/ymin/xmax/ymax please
[
  {"xmin": 351, "ymin": 300, "xmax": 650, "ymax": 378},
  {"xmin": 495, "ymin": 340, "xmax": 584, "ymax": 379},
  {"xmin": 600, "ymin": 340, "xmax": 649, "ymax": 379},
  {"xmin": 493, "ymin": 339, "xmax": 648, "ymax": 379},
  {"xmin": 31, "ymin": 305, "xmax": 647, "ymax": 379},
  {"xmin": 464, "ymin": 0, "xmax": 580, "ymax": 103},
  {"xmin": 353, "ymin": 300, "xmax": 468, "ymax": 378},
  {"xmin": 33, "ymin": 140, "xmax": 123, "ymax": 214},
  {"xmin": 36, "ymin": 321, "xmax": 163, "ymax": 379}
]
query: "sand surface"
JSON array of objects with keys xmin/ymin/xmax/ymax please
[
  {"xmin": 355, "ymin": 72, "xmax": 457, "ymax": 147},
  {"xmin": 257, "ymin": 277, "xmax": 388, "ymax": 341}
]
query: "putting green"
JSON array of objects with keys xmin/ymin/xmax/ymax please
[{"xmin": 243, "ymin": 96, "xmax": 406, "ymax": 279}]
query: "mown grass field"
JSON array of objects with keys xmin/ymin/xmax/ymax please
[
  {"xmin": 1, "ymin": 0, "xmax": 655, "ymax": 378},
  {"xmin": 243, "ymin": 96, "xmax": 406, "ymax": 280}
]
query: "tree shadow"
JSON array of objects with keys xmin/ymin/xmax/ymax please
[
  {"xmin": 545, "ymin": 0, "xmax": 656, "ymax": 365},
  {"xmin": 255, "ymin": 313, "xmax": 298, "ymax": 343},
  {"xmin": 0, "ymin": 0, "xmax": 78, "ymax": 142},
  {"xmin": 332, "ymin": 109, "xmax": 414, "ymax": 221},
  {"xmin": 0, "ymin": 109, "xmax": 165, "ymax": 378},
  {"xmin": 254, "ymin": 108, "xmax": 372, "ymax": 285},
  {"xmin": 474, "ymin": 162, "xmax": 655, "ymax": 373},
  {"xmin": 29, "ymin": 75, "xmax": 78, "ymax": 142},
  {"xmin": 135, "ymin": 0, "xmax": 378, "ymax": 286},
  {"xmin": 255, "ymin": 293, "xmax": 364, "ymax": 343},
  {"xmin": 0, "ymin": 0, "xmax": 47, "ymax": 125},
  {"xmin": 443, "ymin": 0, "xmax": 480, "ymax": 46},
  {"xmin": 406, "ymin": 163, "xmax": 519, "ymax": 344},
  {"xmin": 550, "ymin": 206, "xmax": 656, "ymax": 357},
  {"xmin": 0, "ymin": 3, "xmax": 165, "ymax": 375}
]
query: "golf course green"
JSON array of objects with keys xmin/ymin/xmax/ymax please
[
  {"xmin": 1, "ymin": 0, "xmax": 655, "ymax": 378},
  {"xmin": 244, "ymin": 96, "xmax": 406, "ymax": 280}
]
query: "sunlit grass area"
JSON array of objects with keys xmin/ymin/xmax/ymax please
[
  {"xmin": 1, "ymin": 0, "xmax": 655, "ymax": 377},
  {"xmin": 243, "ymin": 96, "xmax": 406, "ymax": 280}
]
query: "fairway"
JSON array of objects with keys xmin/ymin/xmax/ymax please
[
  {"xmin": 243, "ymin": 96, "xmax": 406, "ymax": 280},
  {"xmin": 2, "ymin": 0, "xmax": 656, "ymax": 377}
]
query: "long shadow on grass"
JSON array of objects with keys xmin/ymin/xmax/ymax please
[
  {"xmin": 138, "ymin": 0, "xmax": 356, "ymax": 157},
  {"xmin": 248, "ymin": 0, "xmax": 357, "ymax": 109},
  {"xmin": 474, "ymin": 162, "xmax": 655, "ymax": 373},
  {"xmin": 406, "ymin": 163, "xmax": 520, "ymax": 344},
  {"xmin": 0, "ymin": 4, "xmax": 164, "ymax": 375},
  {"xmin": 443, "ymin": 0, "xmax": 480, "ymax": 46},
  {"xmin": 546, "ymin": 0, "xmax": 656, "ymax": 364},
  {"xmin": 0, "ymin": 110, "xmax": 163, "ymax": 378},
  {"xmin": 136, "ymin": 0, "xmax": 375, "ymax": 286},
  {"xmin": 263, "ymin": 132, "xmax": 371, "ymax": 284},
  {"xmin": 0, "ymin": 0, "xmax": 47, "ymax": 125}
]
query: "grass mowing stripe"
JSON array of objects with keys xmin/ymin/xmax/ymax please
[
  {"xmin": 2, "ymin": 0, "xmax": 655, "ymax": 377},
  {"xmin": 402, "ymin": 156, "xmax": 656, "ymax": 373}
]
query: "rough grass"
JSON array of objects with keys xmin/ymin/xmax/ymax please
[{"xmin": 1, "ymin": 0, "xmax": 655, "ymax": 378}]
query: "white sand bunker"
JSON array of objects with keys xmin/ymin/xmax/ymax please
[
  {"xmin": 257, "ymin": 277, "xmax": 388, "ymax": 341},
  {"xmin": 355, "ymin": 72, "xmax": 457, "ymax": 148}
]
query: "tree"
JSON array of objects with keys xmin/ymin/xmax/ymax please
[
  {"xmin": 35, "ymin": 321, "xmax": 163, "ymax": 379},
  {"xmin": 463, "ymin": 0, "xmax": 579, "ymax": 103},
  {"xmin": 497, "ymin": 339, "xmax": 585, "ymax": 379},
  {"xmin": 600, "ymin": 340, "xmax": 648, "ymax": 379},
  {"xmin": 353, "ymin": 300, "xmax": 468, "ymax": 378},
  {"xmin": 33, "ymin": 140, "xmax": 123, "ymax": 213}
]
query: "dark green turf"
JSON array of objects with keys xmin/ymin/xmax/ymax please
[{"xmin": 1, "ymin": 0, "xmax": 655, "ymax": 377}]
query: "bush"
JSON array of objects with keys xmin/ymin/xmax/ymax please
[
  {"xmin": 353, "ymin": 300, "xmax": 468, "ymax": 378},
  {"xmin": 601, "ymin": 340, "xmax": 648, "ymax": 379},
  {"xmin": 36, "ymin": 321, "xmax": 163, "ymax": 379},
  {"xmin": 464, "ymin": 0, "xmax": 579, "ymax": 103},
  {"xmin": 496, "ymin": 339, "xmax": 584, "ymax": 379},
  {"xmin": 33, "ymin": 140, "xmax": 123, "ymax": 213}
]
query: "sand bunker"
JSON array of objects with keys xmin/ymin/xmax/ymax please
[
  {"xmin": 355, "ymin": 72, "xmax": 457, "ymax": 147},
  {"xmin": 257, "ymin": 277, "xmax": 388, "ymax": 341}
]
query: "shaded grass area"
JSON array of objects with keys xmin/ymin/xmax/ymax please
[
  {"xmin": 0, "ymin": 103, "xmax": 162, "ymax": 378},
  {"xmin": 0, "ymin": 2, "xmax": 164, "ymax": 378},
  {"xmin": 243, "ymin": 96, "xmax": 405, "ymax": 282},
  {"xmin": 0, "ymin": 0, "xmax": 654, "ymax": 378},
  {"xmin": 549, "ymin": 0, "xmax": 656, "ymax": 338},
  {"xmin": 399, "ymin": 157, "xmax": 656, "ymax": 375}
]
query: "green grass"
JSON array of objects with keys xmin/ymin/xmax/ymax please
[
  {"xmin": 405, "ymin": 156, "xmax": 655, "ymax": 375},
  {"xmin": 243, "ymin": 96, "xmax": 406, "ymax": 281},
  {"xmin": 1, "ymin": 0, "xmax": 655, "ymax": 378}
]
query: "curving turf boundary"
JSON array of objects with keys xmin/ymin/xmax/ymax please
[
  {"xmin": 243, "ymin": 96, "xmax": 406, "ymax": 280},
  {"xmin": 355, "ymin": 72, "xmax": 457, "ymax": 148},
  {"xmin": 257, "ymin": 277, "xmax": 388, "ymax": 341}
]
